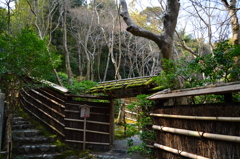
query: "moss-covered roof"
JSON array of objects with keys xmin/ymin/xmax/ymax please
[{"xmin": 86, "ymin": 76, "xmax": 158, "ymax": 98}]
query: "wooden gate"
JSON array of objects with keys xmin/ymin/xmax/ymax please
[{"xmin": 19, "ymin": 86, "xmax": 114, "ymax": 151}]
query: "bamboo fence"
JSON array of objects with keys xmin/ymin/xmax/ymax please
[{"xmin": 150, "ymin": 103, "xmax": 240, "ymax": 159}]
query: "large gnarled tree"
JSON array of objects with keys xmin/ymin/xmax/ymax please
[{"xmin": 120, "ymin": 0, "xmax": 180, "ymax": 71}]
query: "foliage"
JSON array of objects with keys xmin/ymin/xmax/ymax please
[
  {"xmin": 153, "ymin": 40, "xmax": 240, "ymax": 103},
  {"xmin": 46, "ymin": 72, "xmax": 98, "ymax": 94},
  {"xmin": 0, "ymin": 26, "xmax": 60, "ymax": 80},
  {"xmin": 154, "ymin": 40, "xmax": 240, "ymax": 88},
  {"xmin": 0, "ymin": 26, "xmax": 61, "ymax": 114},
  {"xmin": 125, "ymin": 94, "xmax": 155, "ymax": 157},
  {"xmin": 0, "ymin": 7, "xmax": 7, "ymax": 34},
  {"xmin": 130, "ymin": 6, "xmax": 163, "ymax": 33},
  {"xmin": 152, "ymin": 59, "xmax": 179, "ymax": 90}
]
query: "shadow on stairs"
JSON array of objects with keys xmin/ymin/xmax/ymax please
[{"xmin": 12, "ymin": 117, "xmax": 61, "ymax": 159}]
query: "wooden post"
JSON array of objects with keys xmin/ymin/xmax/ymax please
[
  {"xmin": 80, "ymin": 105, "xmax": 90, "ymax": 150},
  {"xmin": 109, "ymin": 99, "xmax": 114, "ymax": 149},
  {"xmin": 83, "ymin": 117, "xmax": 86, "ymax": 150},
  {"xmin": 224, "ymin": 93, "xmax": 232, "ymax": 103},
  {"xmin": 0, "ymin": 93, "xmax": 5, "ymax": 151}
]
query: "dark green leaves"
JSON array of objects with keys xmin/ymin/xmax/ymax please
[{"xmin": 0, "ymin": 26, "xmax": 61, "ymax": 80}]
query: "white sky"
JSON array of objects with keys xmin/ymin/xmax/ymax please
[
  {"xmin": 0, "ymin": 0, "xmax": 15, "ymax": 8},
  {"xmin": 1, "ymin": 0, "xmax": 239, "ymax": 42}
]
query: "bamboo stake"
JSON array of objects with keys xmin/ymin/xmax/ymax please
[
  {"xmin": 150, "ymin": 113, "xmax": 240, "ymax": 122},
  {"xmin": 65, "ymin": 139, "xmax": 110, "ymax": 145},
  {"xmin": 83, "ymin": 117, "xmax": 86, "ymax": 150},
  {"xmin": 153, "ymin": 125, "xmax": 240, "ymax": 142},
  {"xmin": 64, "ymin": 118, "xmax": 110, "ymax": 125},
  {"xmin": 154, "ymin": 143, "xmax": 210, "ymax": 159}
]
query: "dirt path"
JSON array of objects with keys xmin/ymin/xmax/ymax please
[{"xmin": 90, "ymin": 135, "xmax": 148, "ymax": 159}]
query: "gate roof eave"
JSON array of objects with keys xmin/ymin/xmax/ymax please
[{"xmin": 86, "ymin": 76, "xmax": 159, "ymax": 99}]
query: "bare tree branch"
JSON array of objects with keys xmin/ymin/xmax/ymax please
[{"xmin": 175, "ymin": 31, "xmax": 198, "ymax": 57}]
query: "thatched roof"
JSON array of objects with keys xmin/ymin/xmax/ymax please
[
  {"xmin": 148, "ymin": 81, "xmax": 240, "ymax": 100},
  {"xmin": 86, "ymin": 76, "xmax": 158, "ymax": 98}
]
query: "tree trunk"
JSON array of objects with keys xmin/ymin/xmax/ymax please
[
  {"xmin": 27, "ymin": 0, "xmax": 63, "ymax": 86},
  {"xmin": 116, "ymin": 102, "xmax": 125, "ymax": 125},
  {"xmin": 221, "ymin": 0, "xmax": 240, "ymax": 45},
  {"xmin": 120, "ymin": 0, "xmax": 180, "ymax": 71},
  {"xmin": 103, "ymin": 52, "xmax": 110, "ymax": 82},
  {"xmin": 120, "ymin": 0, "xmax": 187, "ymax": 105},
  {"xmin": 62, "ymin": 0, "xmax": 73, "ymax": 85}
]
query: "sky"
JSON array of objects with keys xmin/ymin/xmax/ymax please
[
  {"xmin": 0, "ymin": 0, "xmax": 13, "ymax": 7},
  {"xmin": 1, "ymin": 0, "xmax": 239, "ymax": 42}
]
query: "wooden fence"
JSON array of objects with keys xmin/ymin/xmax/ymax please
[
  {"xmin": 19, "ymin": 87, "xmax": 114, "ymax": 151},
  {"xmin": 148, "ymin": 82, "xmax": 240, "ymax": 159}
]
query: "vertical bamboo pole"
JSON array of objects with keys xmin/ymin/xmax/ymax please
[
  {"xmin": 83, "ymin": 117, "xmax": 86, "ymax": 150},
  {"xmin": 109, "ymin": 99, "xmax": 114, "ymax": 149},
  {"xmin": 224, "ymin": 93, "xmax": 232, "ymax": 103}
]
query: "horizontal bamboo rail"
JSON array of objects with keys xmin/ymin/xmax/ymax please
[
  {"xmin": 125, "ymin": 110, "xmax": 137, "ymax": 115},
  {"xmin": 154, "ymin": 143, "xmax": 209, "ymax": 159},
  {"xmin": 150, "ymin": 113, "xmax": 240, "ymax": 122},
  {"xmin": 65, "ymin": 140, "xmax": 110, "ymax": 145},
  {"xmin": 64, "ymin": 110, "xmax": 109, "ymax": 116},
  {"xmin": 125, "ymin": 117, "xmax": 137, "ymax": 121},
  {"xmin": 65, "ymin": 103, "xmax": 109, "ymax": 109},
  {"xmin": 64, "ymin": 118, "xmax": 110, "ymax": 125},
  {"xmin": 152, "ymin": 125, "xmax": 240, "ymax": 143},
  {"xmin": 65, "ymin": 127, "xmax": 110, "ymax": 135}
]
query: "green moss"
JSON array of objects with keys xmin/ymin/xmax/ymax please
[
  {"xmin": 56, "ymin": 149, "xmax": 91, "ymax": 159},
  {"xmin": 150, "ymin": 85, "xmax": 167, "ymax": 91},
  {"xmin": 87, "ymin": 77, "xmax": 155, "ymax": 94},
  {"xmin": 54, "ymin": 140, "xmax": 68, "ymax": 149},
  {"xmin": 144, "ymin": 78, "xmax": 153, "ymax": 85},
  {"xmin": 126, "ymin": 83, "xmax": 145, "ymax": 88}
]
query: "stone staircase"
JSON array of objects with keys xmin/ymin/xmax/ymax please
[{"xmin": 12, "ymin": 117, "xmax": 61, "ymax": 159}]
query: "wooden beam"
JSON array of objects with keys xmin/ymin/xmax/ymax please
[
  {"xmin": 148, "ymin": 83, "xmax": 240, "ymax": 100},
  {"xmin": 109, "ymin": 99, "xmax": 114, "ymax": 149}
]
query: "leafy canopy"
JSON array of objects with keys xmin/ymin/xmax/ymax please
[
  {"xmin": 0, "ymin": 26, "xmax": 61, "ymax": 80},
  {"xmin": 153, "ymin": 40, "xmax": 240, "ymax": 89}
]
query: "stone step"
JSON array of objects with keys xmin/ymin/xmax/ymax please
[
  {"xmin": 14, "ymin": 153, "xmax": 62, "ymax": 159},
  {"xmin": 13, "ymin": 117, "xmax": 25, "ymax": 121},
  {"xmin": 12, "ymin": 123, "xmax": 35, "ymax": 130},
  {"xmin": 14, "ymin": 144, "xmax": 58, "ymax": 154},
  {"xmin": 13, "ymin": 136, "xmax": 56, "ymax": 144},
  {"xmin": 13, "ymin": 129, "xmax": 42, "ymax": 137},
  {"xmin": 13, "ymin": 120, "xmax": 32, "ymax": 126}
]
